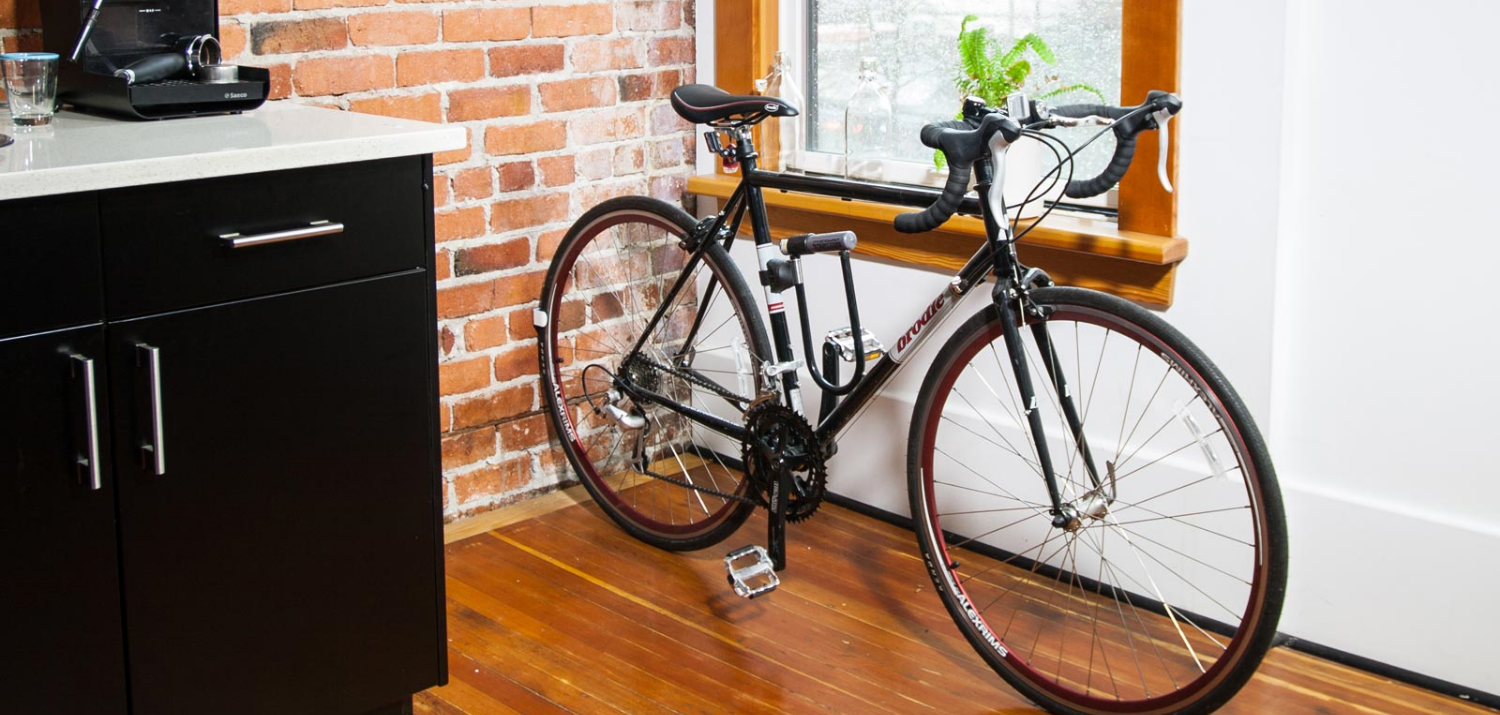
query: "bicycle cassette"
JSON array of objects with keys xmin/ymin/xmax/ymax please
[{"xmin": 742, "ymin": 401, "xmax": 827, "ymax": 523}]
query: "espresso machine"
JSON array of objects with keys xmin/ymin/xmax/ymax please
[{"xmin": 41, "ymin": 0, "xmax": 268, "ymax": 119}]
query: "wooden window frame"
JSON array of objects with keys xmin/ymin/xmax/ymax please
[{"xmin": 689, "ymin": 0, "xmax": 1186, "ymax": 308}]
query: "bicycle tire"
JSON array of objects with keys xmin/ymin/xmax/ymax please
[
  {"xmin": 538, "ymin": 196, "xmax": 771, "ymax": 551},
  {"xmin": 907, "ymin": 287, "xmax": 1287, "ymax": 715}
]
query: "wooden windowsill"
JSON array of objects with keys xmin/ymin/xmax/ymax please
[{"xmin": 686, "ymin": 173, "xmax": 1189, "ymax": 309}]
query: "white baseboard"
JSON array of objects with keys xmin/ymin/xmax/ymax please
[{"xmin": 1276, "ymin": 480, "xmax": 1499, "ymax": 695}]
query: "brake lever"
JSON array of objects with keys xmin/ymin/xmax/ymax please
[{"xmin": 1153, "ymin": 107, "xmax": 1174, "ymax": 193}]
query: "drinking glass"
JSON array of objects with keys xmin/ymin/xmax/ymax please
[{"xmin": 2, "ymin": 53, "xmax": 60, "ymax": 127}]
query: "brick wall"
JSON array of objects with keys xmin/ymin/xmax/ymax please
[
  {"xmin": 0, "ymin": 0, "xmax": 37, "ymax": 54},
  {"xmin": 1, "ymin": 0, "xmax": 699, "ymax": 520}
]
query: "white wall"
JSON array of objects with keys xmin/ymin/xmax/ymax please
[
  {"xmin": 695, "ymin": 0, "xmax": 1500, "ymax": 696},
  {"xmin": 1267, "ymin": 0, "xmax": 1500, "ymax": 696}
]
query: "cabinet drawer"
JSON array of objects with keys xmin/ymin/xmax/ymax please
[
  {"xmin": 0, "ymin": 193, "xmax": 103, "ymax": 339},
  {"xmin": 101, "ymin": 156, "xmax": 425, "ymax": 318}
]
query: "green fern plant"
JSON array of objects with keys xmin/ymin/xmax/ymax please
[
  {"xmin": 954, "ymin": 15, "xmax": 1106, "ymax": 106},
  {"xmin": 935, "ymin": 16, "xmax": 1107, "ymax": 169}
]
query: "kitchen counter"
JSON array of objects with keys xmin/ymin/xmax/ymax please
[{"xmin": 0, "ymin": 102, "xmax": 464, "ymax": 201}]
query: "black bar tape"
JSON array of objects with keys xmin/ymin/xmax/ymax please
[
  {"xmin": 1050, "ymin": 102, "xmax": 1148, "ymax": 199},
  {"xmin": 895, "ymin": 156, "xmax": 972, "ymax": 233},
  {"xmin": 896, "ymin": 113, "xmax": 1019, "ymax": 234},
  {"xmin": 1050, "ymin": 91, "xmax": 1181, "ymax": 199},
  {"xmin": 920, "ymin": 119, "xmax": 972, "ymax": 149},
  {"xmin": 1065, "ymin": 133, "xmax": 1137, "ymax": 199}
]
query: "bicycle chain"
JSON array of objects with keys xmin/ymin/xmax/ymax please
[
  {"xmin": 636, "ymin": 461, "xmax": 763, "ymax": 507},
  {"xmin": 624, "ymin": 353, "xmax": 754, "ymax": 407},
  {"xmin": 617, "ymin": 352, "xmax": 766, "ymax": 506}
]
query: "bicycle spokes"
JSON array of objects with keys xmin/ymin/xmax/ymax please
[{"xmin": 912, "ymin": 288, "xmax": 1284, "ymax": 714}]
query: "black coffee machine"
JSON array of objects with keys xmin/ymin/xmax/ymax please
[{"xmin": 41, "ymin": 0, "xmax": 268, "ymax": 119}]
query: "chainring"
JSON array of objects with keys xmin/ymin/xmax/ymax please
[{"xmin": 741, "ymin": 400, "xmax": 828, "ymax": 522}]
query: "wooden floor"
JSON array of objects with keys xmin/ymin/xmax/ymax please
[{"xmin": 418, "ymin": 488, "xmax": 1491, "ymax": 715}]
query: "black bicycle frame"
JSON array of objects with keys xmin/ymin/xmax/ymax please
[
  {"xmin": 734, "ymin": 167, "xmax": 1000, "ymax": 445},
  {"xmin": 626, "ymin": 126, "xmax": 1100, "ymax": 557},
  {"xmin": 643, "ymin": 169, "xmax": 994, "ymax": 435}
]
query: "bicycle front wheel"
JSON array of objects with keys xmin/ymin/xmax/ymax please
[
  {"xmin": 908, "ymin": 287, "xmax": 1287, "ymax": 715},
  {"xmin": 539, "ymin": 196, "xmax": 772, "ymax": 551}
]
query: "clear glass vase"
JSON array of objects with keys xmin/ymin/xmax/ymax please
[
  {"xmin": 761, "ymin": 50, "xmax": 803, "ymax": 172},
  {"xmin": 843, "ymin": 57, "xmax": 892, "ymax": 182}
]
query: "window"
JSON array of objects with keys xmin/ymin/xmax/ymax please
[
  {"xmin": 699, "ymin": 0, "xmax": 1185, "ymax": 306},
  {"xmin": 783, "ymin": 0, "xmax": 1124, "ymax": 200}
]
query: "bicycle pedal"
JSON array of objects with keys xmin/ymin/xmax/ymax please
[{"xmin": 724, "ymin": 545, "xmax": 779, "ymax": 598}]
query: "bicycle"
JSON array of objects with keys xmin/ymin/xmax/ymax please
[{"xmin": 535, "ymin": 82, "xmax": 1288, "ymax": 715}]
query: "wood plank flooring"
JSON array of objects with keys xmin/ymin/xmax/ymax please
[{"xmin": 419, "ymin": 490, "xmax": 1491, "ymax": 715}]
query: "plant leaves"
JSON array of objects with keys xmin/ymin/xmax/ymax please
[
  {"xmin": 952, "ymin": 17, "xmax": 1091, "ymax": 109},
  {"xmin": 1036, "ymin": 82, "xmax": 1109, "ymax": 104},
  {"xmin": 998, "ymin": 32, "xmax": 1055, "ymax": 68},
  {"xmin": 957, "ymin": 15, "xmax": 990, "ymax": 85},
  {"xmin": 1005, "ymin": 59, "xmax": 1031, "ymax": 90},
  {"xmin": 1020, "ymin": 33, "xmax": 1056, "ymax": 65}
]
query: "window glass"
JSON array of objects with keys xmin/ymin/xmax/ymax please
[{"xmin": 807, "ymin": 0, "xmax": 1122, "ymax": 178}]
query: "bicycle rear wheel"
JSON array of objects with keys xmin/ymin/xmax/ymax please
[
  {"xmin": 907, "ymin": 287, "xmax": 1287, "ymax": 715},
  {"xmin": 538, "ymin": 196, "xmax": 771, "ymax": 551}
]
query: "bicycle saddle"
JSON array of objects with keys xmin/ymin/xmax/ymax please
[{"xmin": 670, "ymin": 84, "xmax": 799, "ymax": 127}]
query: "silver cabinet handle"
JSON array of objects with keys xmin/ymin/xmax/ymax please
[
  {"xmin": 71, "ymin": 354, "xmax": 103, "ymax": 491},
  {"xmin": 138, "ymin": 344, "xmax": 166, "ymax": 475},
  {"xmin": 220, "ymin": 220, "xmax": 344, "ymax": 249}
]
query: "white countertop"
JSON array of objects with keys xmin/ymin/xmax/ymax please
[{"xmin": 0, "ymin": 102, "xmax": 465, "ymax": 201}]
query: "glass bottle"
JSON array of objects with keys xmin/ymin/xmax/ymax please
[
  {"xmin": 762, "ymin": 51, "xmax": 803, "ymax": 173},
  {"xmin": 844, "ymin": 57, "xmax": 892, "ymax": 182}
]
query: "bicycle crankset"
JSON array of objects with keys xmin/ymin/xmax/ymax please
[{"xmin": 742, "ymin": 401, "xmax": 827, "ymax": 522}]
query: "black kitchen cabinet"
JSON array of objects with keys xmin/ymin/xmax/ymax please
[
  {"xmin": 109, "ymin": 271, "xmax": 439, "ymax": 715},
  {"xmin": 0, "ymin": 325, "xmax": 130, "ymax": 715},
  {"xmin": 0, "ymin": 155, "xmax": 445, "ymax": 715}
]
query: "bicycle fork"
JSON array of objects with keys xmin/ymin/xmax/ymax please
[
  {"xmin": 1029, "ymin": 320, "xmax": 1110, "ymax": 503},
  {"xmin": 993, "ymin": 283, "xmax": 1107, "ymax": 527}
]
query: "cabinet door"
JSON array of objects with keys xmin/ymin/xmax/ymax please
[
  {"xmin": 0, "ymin": 325, "xmax": 129, "ymax": 715},
  {"xmin": 0, "ymin": 194, "xmax": 103, "ymax": 339},
  {"xmin": 108, "ymin": 271, "xmax": 442, "ymax": 715}
]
